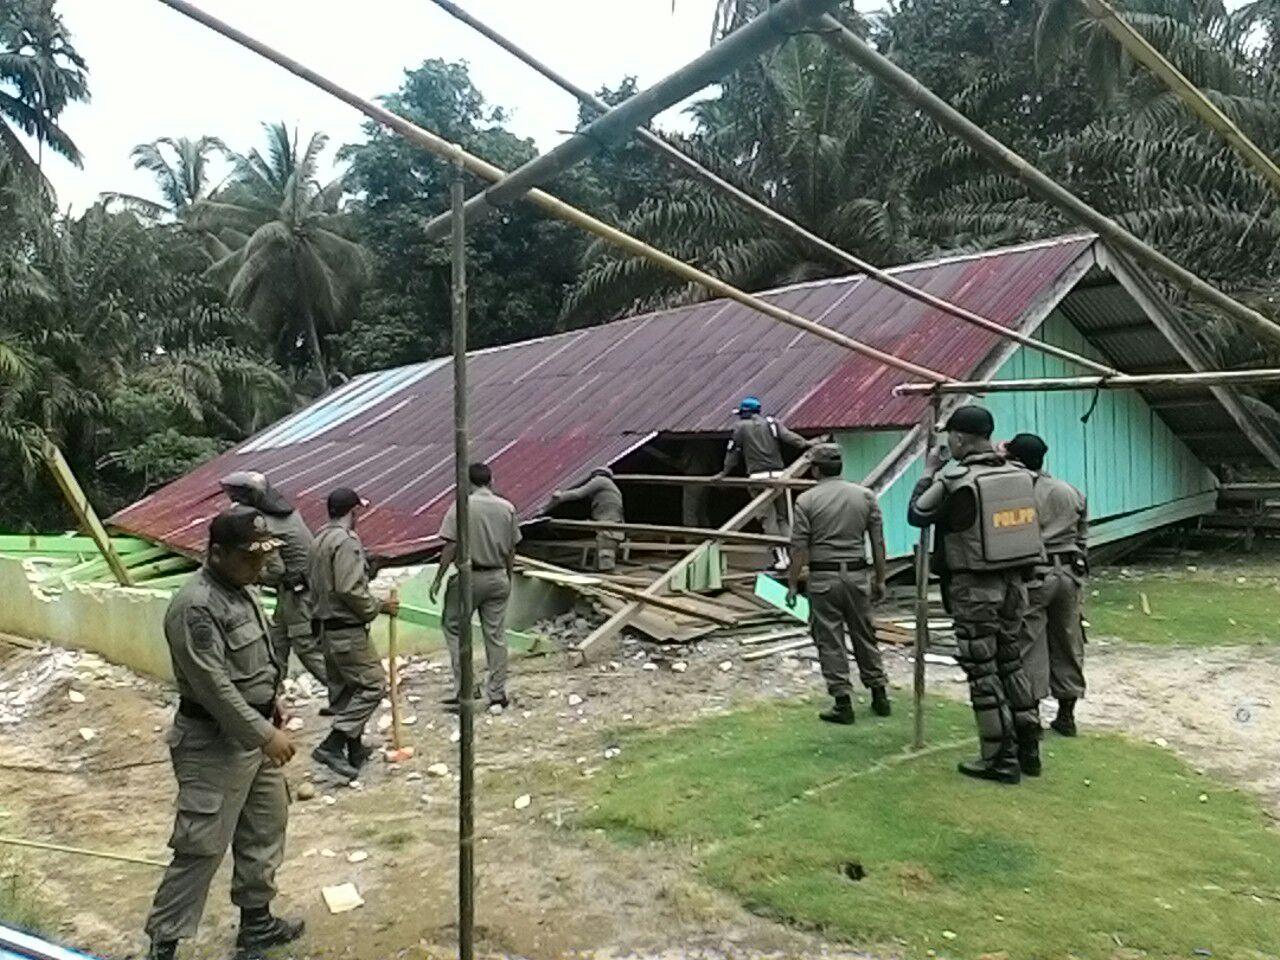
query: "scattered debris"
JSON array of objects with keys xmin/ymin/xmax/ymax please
[
  {"xmin": 427, "ymin": 763, "xmax": 449, "ymax": 778},
  {"xmin": 567, "ymin": 693, "xmax": 583, "ymax": 707},
  {"xmin": 320, "ymin": 848, "xmax": 336, "ymax": 858},
  {"xmin": 295, "ymin": 782, "xmax": 316, "ymax": 802},
  {"xmin": 514, "ymin": 794, "xmax": 531, "ymax": 810},
  {"xmin": 285, "ymin": 716, "xmax": 305, "ymax": 732},
  {"xmin": 67, "ymin": 690, "xmax": 85, "ymax": 704},
  {"xmin": 347, "ymin": 850, "xmax": 369, "ymax": 864},
  {"xmin": 718, "ymin": 661, "xmax": 733, "ymax": 672},
  {"xmin": 321, "ymin": 883, "xmax": 364, "ymax": 914},
  {"xmin": 671, "ymin": 661, "xmax": 688, "ymax": 673},
  {"xmin": 78, "ymin": 727, "xmax": 96, "ymax": 742}
]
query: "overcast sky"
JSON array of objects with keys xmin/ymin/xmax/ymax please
[{"xmin": 44, "ymin": 0, "xmax": 819, "ymax": 211}]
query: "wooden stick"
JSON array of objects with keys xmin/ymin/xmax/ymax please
[
  {"xmin": 543, "ymin": 518, "xmax": 788, "ymax": 546},
  {"xmin": 612, "ymin": 473, "xmax": 816, "ymax": 489},
  {"xmin": 736, "ymin": 627, "xmax": 810, "ymax": 647},
  {"xmin": 913, "ymin": 399, "xmax": 938, "ymax": 750},
  {"xmin": 894, "ymin": 368, "xmax": 1280, "ymax": 395},
  {"xmin": 742, "ymin": 637, "xmax": 813, "ymax": 661},
  {"xmin": 387, "ymin": 588, "xmax": 403, "ymax": 751},
  {"xmin": 0, "ymin": 835, "xmax": 166, "ymax": 868}
]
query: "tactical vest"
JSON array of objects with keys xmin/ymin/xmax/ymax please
[{"xmin": 940, "ymin": 459, "xmax": 1045, "ymax": 572}]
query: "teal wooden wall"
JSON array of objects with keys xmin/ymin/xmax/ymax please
[{"xmin": 838, "ymin": 310, "xmax": 1217, "ymax": 558}]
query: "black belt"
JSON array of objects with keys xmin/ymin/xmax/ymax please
[
  {"xmin": 318, "ymin": 617, "xmax": 365, "ymax": 631},
  {"xmin": 179, "ymin": 697, "xmax": 272, "ymax": 722},
  {"xmin": 809, "ymin": 559, "xmax": 867, "ymax": 572},
  {"xmin": 472, "ymin": 564, "xmax": 505, "ymax": 572}
]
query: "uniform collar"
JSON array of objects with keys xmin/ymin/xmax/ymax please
[{"xmin": 472, "ymin": 485, "xmax": 498, "ymax": 499}]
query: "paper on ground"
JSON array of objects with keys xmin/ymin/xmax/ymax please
[{"xmin": 322, "ymin": 883, "xmax": 365, "ymax": 913}]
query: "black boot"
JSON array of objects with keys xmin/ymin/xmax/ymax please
[
  {"xmin": 958, "ymin": 737, "xmax": 1021, "ymax": 784},
  {"xmin": 145, "ymin": 940, "xmax": 177, "ymax": 960},
  {"xmin": 311, "ymin": 730, "xmax": 358, "ymax": 780},
  {"xmin": 1050, "ymin": 698, "xmax": 1077, "ymax": 737},
  {"xmin": 347, "ymin": 735, "xmax": 372, "ymax": 770},
  {"xmin": 1017, "ymin": 727, "xmax": 1042, "ymax": 777},
  {"xmin": 236, "ymin": 907, "xmax": 305, "ymax": 952},
  {"xmin": 870, "ymin": 686, "xmax": 892, "ymax": 717},
  {"xmin": 820, "ymin": 695, "xmax": 855, "ymax": 725}
]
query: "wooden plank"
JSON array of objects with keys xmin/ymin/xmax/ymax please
[
  {"xmin": 572, "ymin": 453, "xmax": 816, "ymax": 662},
  {"xmin": 40, "ymin": 441, "xmax": 133, "ymax": 587},
  {"xmin": 543, "ymin": 518, "xmax": 787, "ymax": 546},
  {"xmin": 516, "ymin": 557, "xmax": 735, "ymax": 625},
  {"xmin": 742, "ymin": 637, "xmax": 812, "ymax": 661}
]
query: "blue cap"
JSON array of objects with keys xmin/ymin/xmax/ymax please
[{"xmin": 738, "ymin": 396, "xmax": 762, "ymax": 413}]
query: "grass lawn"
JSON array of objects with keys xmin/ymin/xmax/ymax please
[
  {"xmin": 1087, "ymin": 562, "xmax": 1280, "ymax": 646},
  {"xmin": 0, "ymin": 853, "xmax": 51, "ymax": 934},
  {"xmin": 584, "ymin": 697, "xmax": 1280, "ymax": 959}
]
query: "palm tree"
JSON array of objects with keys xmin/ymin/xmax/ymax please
[
  {"xmin": 562, "ymin": 32, "xmax": 910, "ymax": 321},
  {"xmin": 194, "ymin": 122, "xmax": 370, "ymax": 385},
  {"xmin": 0, "ymin": 0, "xmax": 88, "ymax": 187},
  {"xmin": 103, "ymin": 135, "xmax": 228, "ymax": 220}
]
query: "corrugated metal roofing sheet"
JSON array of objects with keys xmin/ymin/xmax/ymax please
[{"xmin": 111, "ymin": 235, "xmax": 1097, "ymax": 559}]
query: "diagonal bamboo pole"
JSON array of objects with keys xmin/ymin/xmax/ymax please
[
  {"xmin": 424, "ymin": 0, "xmax": 1119, "ymax": 378},
  {"xmin": 816, "ymin": 13, "xmax": 1280, "ymax": 350},
  {"xmin": 153, "ymin": 0, "xmax": 951, "ymax": 385},
  {"xmin": 421, "ymin": 0, "xmax": 843, "ymax": 242},
  {"xmin": 1080, "ymin": 0, "xmax": 1280, "ymax": 196},
  {"xmin": 893, "ymin": 367, "xmax": 1280, "ymax": 395}
]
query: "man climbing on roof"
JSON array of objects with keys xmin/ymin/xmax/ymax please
[
  {"xmin": 908, "ymin": 405, "xmax": 1044, "ymax": 785},
  {"xmin": 220, "ymin": 471, "xmax": 334, "ymax": 716},
  {"xmin": 714, "ymin": 396, "xmax": 816, "ymax": 570},
  {"xmin": 431, "ymin": 462, "xmax": 522, "ymax": 713},
  {"xmin": 307, "ymin": 488, "xmax": 397, "ymax": 781},
  {"xmin": 786, "ymin": 443, "xmax": 891, "ymax": 725},
  {"xmin": 143, "ymin": 506, "xmax": 303, "ymax": 960},
  {"xmin": 548, "ymin": 466, "xmax": 625, "ymax": 571},
  {"xmin": 1004, "ymin": 433, "xmax": 1089, "ymax": 738}
]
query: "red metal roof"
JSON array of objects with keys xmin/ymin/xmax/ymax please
[{"xmin": 111, "ymin": 235, "xmax": 1096, "ymax": 559}]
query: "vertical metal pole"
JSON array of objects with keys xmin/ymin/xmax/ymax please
[
  {"xmin": 450, "ymin": 162, "xmax": 476, "ymax": 960},
  {"xmin": 912, "ymin": 398, "xmax": 940, "ymax": 750}
]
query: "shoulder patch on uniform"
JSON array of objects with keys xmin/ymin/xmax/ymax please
[{"xmin": 941, "ymin": 460, "xmax": 970, "ymax": 480}]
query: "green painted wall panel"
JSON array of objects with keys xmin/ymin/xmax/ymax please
[{"xmin": 837, "ymin": 310, "xmax": 1216, "ymax": 558}]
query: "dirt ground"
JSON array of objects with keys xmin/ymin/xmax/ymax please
[{"xmin": 2, "ymin": 620, "xmax": 1279, "ymax": 960}]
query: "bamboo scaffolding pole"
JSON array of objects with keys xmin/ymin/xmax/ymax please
[
  {"xmin": 0, "ymin": 835, "xmax": 166, "ymax": 868},
  {"xmin": 153, "ymin": 0, "xmax": 950, "ymax": 385},
  {"xmin": 613, "ymin": 473, "xmax": 815, "ymax": 489},
  {"xmin": 1081, "ymin": 0, "xmax": 1280, "ymax": 196},
  {"xmin": 41, "ymin": 440, "xmax": 133, "ymax": 587},
  {"xmin": 543, "ymin": 518, "xmax": 788, "ymax": 546},
  {"xmin": 912, "ymin": 400, "xmax": 938, "ymax": 750},
  {"xmin": 424, "ymin": 0, "xmax": 1119, "ymax": 378},
  {"xmin": 894, "ymin": 368, "xmax": 1280, "ymax": 395},
  {"xmin": 816, "ymin": 13, "xmax": 1280, "ymax": 350},
  {"xmin": 450, "ymin": 167, "xmax": 476, "ymax": 960},
  {"xmin": 421, "ymin": 0, "xmax": 841, "ymax": 242}
]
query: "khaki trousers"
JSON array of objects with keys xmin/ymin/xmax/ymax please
[
  {"xmin": 270, "ymin": 622, "xmax": 335, "ymax": 702},
  {"xmin": 807, "ymin": 568, "xmax": 886, "ymax": 697},
  {"xmin": 443, "ymin": 569, "xmax": 512, "ymax": 702},
  {"xmin": 1019, "ymin": 562, "xmax": 1087, "ymax": 700},
  {"xmin": 321, "ymin": 625, "xmax": 387, "ymax": 739},
  {"xmin": 145, "ymin": 714, "xmax": 287, "ymax": 942}
]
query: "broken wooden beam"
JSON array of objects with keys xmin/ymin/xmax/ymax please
[
  {"xmin": 543, "ymin": 518, "xmax": 787, "ymax": 546},
  {"xmin": 41, "ymin": 440, "xmax": 134, "ymax": 587}
]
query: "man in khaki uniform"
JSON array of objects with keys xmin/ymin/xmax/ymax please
[
  {"xmin": 1005, "ymin": 433, "xmax": 1089, "ymax": 737},
  {"xmin": 908, "ymin": 405, "xmax": 1044, "ymax": 784},
  {"xmin": 430, "ymin": 462, "xmax": 521, "ymax": 711},
  {"xmin": 221, "ymin": 471, "xmax": 333, "ymax": 711},
  {"xmin": 549, "ymin": 466, "xmax": 625, "ymax": 570},
  {"xmin": 144, "ymin": 506, "xmax": 303, "ymax": 960},
  {"xmin": 715, "ymin": 395, "xmax": 815, "ymax": 569},
  {"xmin": 307, "ymin": 487, "xmax": 396, "ymax": 780},
  {"xmin": 786, "ymin": 444, "xmax": 891, "ymax": 724}
]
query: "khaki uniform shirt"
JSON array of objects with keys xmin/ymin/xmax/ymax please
[
  {"xmin": 723, "ymin": 414, "xmax": 809, "ymax": 474},
  {"xmin": 164, "ymin": 567, "xmax": 281, "ymax": 749},
  {"xmin": 440, "ymin": 486, "xmax": 521, "ymax": 569},
  {"xmin": 259, "ymin": 509, "xmax": 314, "ymax": 635},
  {"xmin": 308, "ymin": 522, "xmax": 382, "ymax": 625},
  {"xmin": 555, "ymin": 475, "xmax": 624, "ymax": 523},
  {"xmin": 1033, "ymin": 470, "xmax": 1088, "ymax": 557},
  {"xmin": 792, "ymin": 478, "xmax": 882, "ymax": 564}
]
